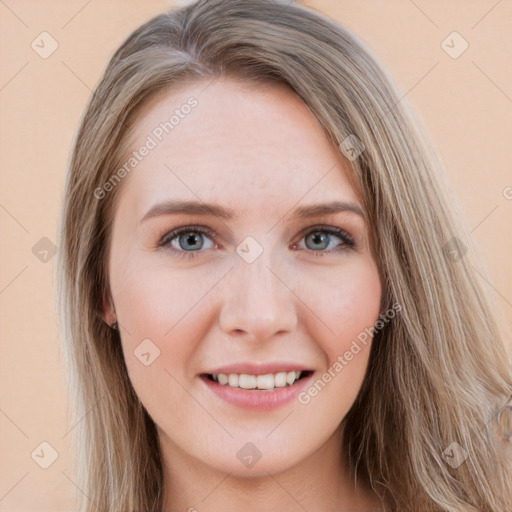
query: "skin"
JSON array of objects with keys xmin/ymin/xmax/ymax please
[{"xmin": 104, "ymin": 77, "xmax": 384, "ymax": 511}]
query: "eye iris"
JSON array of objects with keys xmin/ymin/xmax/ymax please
[
  {"xmin": 306, "ymin": 231, "xmax": 329, "ymax": 250},
  {"xmin": 179, "ymin": 232, "xmax": 203, "ymax": 250}
]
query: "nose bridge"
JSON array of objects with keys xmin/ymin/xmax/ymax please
[{"xmin": 218, "ymin": 243, "xmax": 297, "ymax": 339}]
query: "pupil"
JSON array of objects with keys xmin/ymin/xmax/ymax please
[
  {"xmin": 308, "ymin": 232, "xmax": 328, "ymax": 250},
  {"xmin": 181, "ymin": 232, "xmax": 201, "ymax": 250}
]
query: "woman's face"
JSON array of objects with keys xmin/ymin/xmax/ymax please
[{"xmin": 106, "ymin": 78, "xmax": 382, "ymax": 475}]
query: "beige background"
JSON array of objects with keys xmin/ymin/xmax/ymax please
[{"xmin": 1, "ymin": 1, "xmax": 511, "ymax": 510}]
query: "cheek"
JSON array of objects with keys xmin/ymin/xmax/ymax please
[
  {"xmin": 298, "ymin": 257, "xmax": 382, "ymax": 353},
  {"xmin": 333, "ymin": 264, "xmax": 382, "ymax": 345},
  {"xmin": 112, "ymin": 270, "xmax": 209, "ymax": 439},
  {"xmin": 111, "ymin": 251, "xmax": 217, "ymax": 340},
  {"xmin": 295, "ymin": 261, "xmax": 381, "ymax": 422},
  {"xmin": 109, "ymin": 256, "xmax": 220, "ymax": 401}
]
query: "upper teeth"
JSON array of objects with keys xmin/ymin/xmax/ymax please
[{"xmin": 211, "ymin": 371, "xmax": 303, "ymax": 390}]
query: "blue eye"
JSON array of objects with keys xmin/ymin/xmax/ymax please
[
  {"xmin": 158, "ymin": 226, "xmax": 216, "ymax": 259},
  {"xmin": 297, "ymin": 226, "xmax": 355, "ymax": 255},
  {"xmin": 158, "ymin": 224, "xmax": 355, "ymax": 260}
]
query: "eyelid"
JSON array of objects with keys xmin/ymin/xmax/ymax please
[
  {"xmin": 293, "ymin": 224, "xmax": 354, "ymax": 245},
  {"xmin": 157, "ymin": 225, "xmax": 217, "ymax": 248},
  {"xmin": 157, "ymin": 223, "xmax": 356, "ymax": 258}
]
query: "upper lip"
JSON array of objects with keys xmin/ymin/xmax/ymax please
[{"xmin": 203, "ymin": 362, "xmax": 314, "ymax": 375}]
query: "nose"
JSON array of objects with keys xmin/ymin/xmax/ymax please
[{"xmin": 217, "ymin": 249, "xmax": 298, "ymax": 342}]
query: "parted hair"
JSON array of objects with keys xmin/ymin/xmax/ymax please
[{"xmin": 57, "ymin": 1, "xmax": 512, "ymax": 510}]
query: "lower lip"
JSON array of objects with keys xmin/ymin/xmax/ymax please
[{"xmin": 200, "ymin": 373, "xmax": 314, "ymax": 411}]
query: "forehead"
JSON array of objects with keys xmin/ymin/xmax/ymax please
[{"xmin": 117, "ymin": 78, "xmax": 360, "ymax": 221}]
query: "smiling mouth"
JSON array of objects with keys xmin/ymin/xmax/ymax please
[{"xmin": 202, "ymin": 371, "xmax": 313, "ymax": 391}]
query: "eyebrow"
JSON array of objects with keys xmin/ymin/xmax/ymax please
[{"xmin": 139, "ymin": 199, "xmax": 365, "ymax": 225}]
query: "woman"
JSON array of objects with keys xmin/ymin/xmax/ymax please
[{"xmin": 57, "ymin": 0, "xmax": 512, "ymax": 510}]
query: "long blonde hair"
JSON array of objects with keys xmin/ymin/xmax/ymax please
[{"xmin": 57, "ymin": 1, "xmax": 512, "ymax": 510}]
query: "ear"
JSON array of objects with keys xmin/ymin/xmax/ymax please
[{"xmin": 100, "ymin": 289, "xmax": 117, "ymax": 326}]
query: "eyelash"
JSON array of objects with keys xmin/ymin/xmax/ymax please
[{"xmin": 157, "ymin": 224, "xmax": 356, "ymax": 260}]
